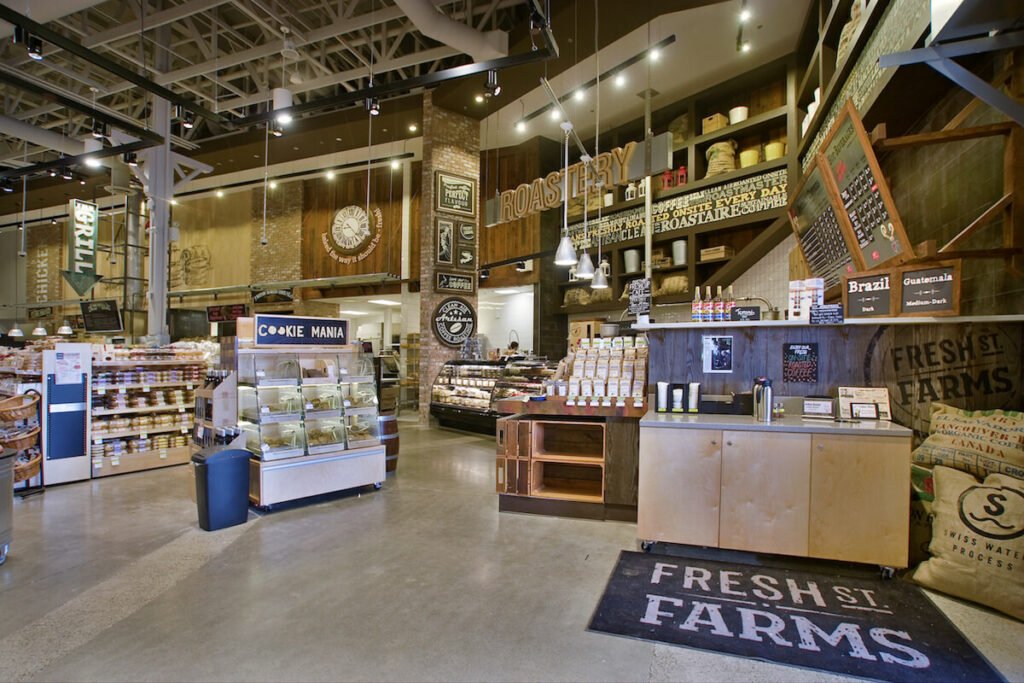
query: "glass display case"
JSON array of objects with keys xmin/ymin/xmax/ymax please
[
  {"xmin": 243, "ymin": 419, "xmax": 305, "ymax": 461},
  {"xmin": 239, "ymin": 353, "xmax": 300, "ymax": 387},
  {"xmin": 304, "ymin": 416, "xmax": 347, "ymax": 454},
  {"xmin": 341, "ymin": 379, "xmax": 378, "ymax": 416},
  {"xmin": 238, "ymin": 385, "xmax": 303, "ymax": 423},
  {"xmin": 491, "ymin": 359, "xmax": 558, "ymax": 404},
  {"xmin": 430, "ymin": 361, "xmax": 504, "ymax": 413},
  {"xmin": 301, "ymin": 384, "xmax": 342, "ymax": 419},
  {"xmin": 344, "ymin": 413, "xmax": 380, "ymax": 448}
]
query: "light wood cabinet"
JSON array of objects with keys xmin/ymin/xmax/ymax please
[
  {"xmin": 639, "ymin": 421, "xmax": 911, "ymax": 568},
  {"xmin": 809, "ymin": 434, "xmax": 910, "ymax": 568},
  {"xmin": 639, "ymin": 427, "xmax": 722, "ymax": 547},
  {"xmin": 720, "ymin": 431, "xmax": 810, "ymax": 556}
]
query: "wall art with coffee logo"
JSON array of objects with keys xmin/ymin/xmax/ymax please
[
  {"xmin": 435, "ymin": 172, "xmax": 476, "ymax": 217},
  {"xmin": 432, "ymin": 297, "xmax": 476, "ymax": 347}
]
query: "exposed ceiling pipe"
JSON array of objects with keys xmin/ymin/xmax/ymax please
[
  {"xmin": 0, "ymin": 115, "xmax": 84, "ymax": 156},
  {"xmin": 394, "ymin": 0, "xmax": 508, "ymax": 61},
  {"xmin": 0, "ymin": 0, "xmax": 106, "ymax": 39}
]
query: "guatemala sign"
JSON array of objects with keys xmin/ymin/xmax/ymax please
[
  {"xmin": 254, "ymin": 314, "xmax": 348, "ymax": 346},
  {"xmin": 61, "ymin": 199, "xmax": 103, "ymax": 295}
]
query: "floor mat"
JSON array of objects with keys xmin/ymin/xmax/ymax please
[{"xmin": 589, "ymin": 551, "xmax": 1003, "ymax": 682}]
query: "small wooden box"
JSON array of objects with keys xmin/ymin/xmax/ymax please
[
  {"xmin": 700, "ymin": 245, "xmax": 735, "ymax": 261},
  {"xmin": 702, "ymin": 113, "xmax": 729, "ymax": 134}
]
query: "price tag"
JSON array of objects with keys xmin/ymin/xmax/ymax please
[
  {"xmin": 186, "ymin": 384, "xmax": 193, "ymax": 390},
  {"xmin": 616, "ymin": 398, "xmax": 626, "ymax": 407},
  {"xmin": 159, "ymin": 449, "xmax": 168, "ymax": 459},
  {"xmin": 92, "ymin": 457, "xmax": 102, "ymax": 468},
  {"xmin": 97, "ymin": 387, "xmax": 106, "ymax": 394},
  {"xmin": 142, "ymin": 385, "xmax": 150, "ymax": 392},
  {"xmin": 256, "ymin": 370, "xmax": 266, "ymax": 378},
  {"xmin": 261, "ymin": 406, "xmax": 270, "ymax": 414},
  {"xmin": 111, "ymin": 456, "xmax": 120, "ymax": 466},
  {"xmin": 633, "ymin": 398, "xmax": 644, "ymax": 408},
  {"xmin": 602, "ymin": 398, "xmax": 612, "ymax": 407},
  {"xmin": 94, "ymin": 437, "xmax": 103, "ymax": 445},
  {"xmin": 343, "ymin": 400, "xmax": 352, "ymax": 407},
  {"xmin": 140, "ymin": 432, "xmax": 148, "ymax": 439},
  {"xmin": 566, "ymin": 398, "xmax": 576, "ymax": 406},
  {"xmin": 118, "ymin": 387, "xmax": 127, "ymax": 395},
  {"xmin": 305, "ymin": 403, "xmax": 314, "ymax": 410},
  {"xmin": 180, "ymin": 427, "xmax": 188, "ymax": 434},
  {"xmin": 178, "ymin": 406, "xmax": 185, "ymax": 413},
  {"xmin": 261, "ymin": 443, "xmax": 270, "ymax": 452}
]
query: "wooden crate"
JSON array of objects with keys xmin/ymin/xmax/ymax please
[
  {"xmin": 531, "ymin": 420, "xmax": 605, "ymax": 463},
  {"xmin": 530, "ymin": 460, "xmax": 603, "ymax": 503},
  {"xmin": 702, "ymin": 113, "xmax": 729, "ymax": 134}
]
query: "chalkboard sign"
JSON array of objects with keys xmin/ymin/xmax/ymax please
[
  {"xmin": 899, "ymin": 261, "xmax": 960, "ymax": 316},
  {"xmin": 628, "ymin": 278, "xmax": 651, "ymax": 316},
  {"xmin": 730, "ymin": 306, "xmax": 761, "ymax": 322},
  {"xmin": 782, "ymin": 343, "xmax": 819, "ymax": 383},
  {"xmin": 809, "ymin": 303, "xmax": 844, "ymax": 325},
  {"xmin": 842, "ymin": 271, "xmax": 893, "ymax": 317},
  {"xmin": 207, "ymin": 304, "xmax": 248, "ymax": 323},
  {"xmin": 80, "ymin": 299, "xmax": 124, "ymax": 333},
  {"xmin": 787, "ymin": 159, "xmax": 856, "ymax": 289},
  {"xmin": 820, "ymin": 101, "xmax": 912, "ymax": 270}
]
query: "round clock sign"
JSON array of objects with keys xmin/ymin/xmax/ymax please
[
  {"xmin": 433, "ymin": 297, "xmax": 476, "ymax": 347},
  {"xmin": 322, "ymin": 204, "xmax": 384, "ymax": 264}
]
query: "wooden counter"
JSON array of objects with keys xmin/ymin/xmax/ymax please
[{"xmin": 638, "ymin": 411, "xmax": 911, "ymax": 568}]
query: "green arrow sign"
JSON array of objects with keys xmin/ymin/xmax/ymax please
[{"xmin": 61, "ymin": 199, "xmax": 103, "ymax": 296}]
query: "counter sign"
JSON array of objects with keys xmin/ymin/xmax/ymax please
[
  {"xmin": 254, "ymin": 314, "xmax": 348, "ymax": 346},
  {"xmin": 432, "ymin": 298, "xmax": 476, "ymax": 347}
]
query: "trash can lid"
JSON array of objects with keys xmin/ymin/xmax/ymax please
[{"xmin": 191, "ymin": 448, "xmax": 252, "ymax": 465}]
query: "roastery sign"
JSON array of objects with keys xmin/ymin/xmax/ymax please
[
  {"xmin": 432, "ymin": 298, "xmax": 475, "ymax": 347},
  {"xmin": 568, "ymin": 168, "xmax": 787, "ymax": 249},
  {"xmin": 254, "ymin": 314, "xmax": 348, "ymax": 346}
]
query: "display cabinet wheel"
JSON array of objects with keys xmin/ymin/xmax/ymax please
[
  {"xmin": 373, "ymin": 482, "xmax": 383, "ymax": 490},
  {"xmin": 879, "ymin": 566, "xmax": 895, "ymax": 580},
  {"xmin": 0, "ymin": 544, "xmax": 8, "ymax": 566},
  {"xmin": 640, "ymin": 540, "xmax": 654, "ymax": 553}
]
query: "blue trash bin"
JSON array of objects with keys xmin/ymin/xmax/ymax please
[{"xmin": 192, "ymin": 449, "xmax": 251, "ymax": 531}]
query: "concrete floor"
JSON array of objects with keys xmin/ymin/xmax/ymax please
[{"xmin": 1, "ymin": 420, "xmax": 1022, "ymax": 682}]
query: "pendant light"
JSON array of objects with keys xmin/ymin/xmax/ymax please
[
  {"xmin": 8, "ymin": 323, "xmax": 24, "ymax": 338},
  {"xmin": 576, "ymin": 153, "xmax": 594, "ymax": 279},
  {"xmin": 589, "ymin": 1, "xmax": 609, "ymax": 293},
  {"xmin": 554, "ymin": 121, "xmax": 577, "ymax": 266},
  {"xmin": 57, "ymin": 320, "xmax": 73, "ymax": 335},
  {"xmin": 31, "ymin": 323, "xmax": 47, "ymax": 337}
]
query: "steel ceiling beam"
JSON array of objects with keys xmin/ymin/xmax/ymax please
[
  {"xmin": 0, "ymin": 138, "xmax": 156, "ymax": 180},
  {"xmin": 0, "ymin": 4, "xmax": 228, "ymax": 125}
]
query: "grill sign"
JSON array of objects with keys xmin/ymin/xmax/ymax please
[
  {"xmin": 61, "ymin": 199, "xmax": 103, "ymax": 295},
  {"xmin": 254, "ymin": 314, "xmax": 348, "ymax": 346},
  {"xmin": 432, "ymin": 298, "xmax": 475, "ymax": 347}
]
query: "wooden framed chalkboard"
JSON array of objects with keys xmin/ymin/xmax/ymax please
[
  {"xmin": 897, "ymin": 260, "xmax": 961, "ymax": 317},
  {"xmin": 786, "ymin": 157, "xmax": 859, "ymax": 290},
  {"xmin": 819, "ymin": 100, "xmax": 913, "ymax": 271},
  {"xmin": 842, "ymin": 270, "xmax": 895, "ymax": 318},
  {"xmin": 80, "ymin": 299, "xmax": 124, "ymax": 333}
]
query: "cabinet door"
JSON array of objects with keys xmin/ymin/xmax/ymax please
[
  {"xmin": 720, "ymin": 431, "xmax": 811, "ymax": 556},
  {"xmin": 638, "ymin": 427, "xmax": 722, "ymax": 547},
  {"xmin": 809, "ymin": 434, "xmax": 910, "ymax": 567}
]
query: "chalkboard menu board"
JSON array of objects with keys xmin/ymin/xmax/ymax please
[
  {"xmin": 899, "ymin": 262, "xmax": 960, "ymax": 316},
  {"xmin": 787, "ymin": 160, "xmax": 856, "ymax": 289},
  {"xmin": 207, "ymin": 304, "xmax": 248, "ymax": 323},
  {"xmin": 842, "ymin": 272, "xmax": 893, "ymax": 317},
  {"xmin": 80, "ymin": 299, "xmax": 124, "ymax": 333},
  {"xmin": 627, "ymin": 278, "xmax": 652, "ymax": 316},
  {"xmin": 821, "ymin": 101, "xmax": 912, "ymax": 269}
]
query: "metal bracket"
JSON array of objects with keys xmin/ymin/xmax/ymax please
[{"xmin": 879, "ymin": 31, "xmax": 1024, "ymax": 126}]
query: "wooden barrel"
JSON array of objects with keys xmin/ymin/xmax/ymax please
[{"xmin": 378, "ymin": 414, "xmax": 399, "ymax": 472}]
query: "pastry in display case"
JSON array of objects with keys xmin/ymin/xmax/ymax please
[
  {"xmin": 238, "ymin": 385, "xmax": 303, "ymax": 423},
  {"xmin": 304, "ymin": 417, "xmax": 347, "ymax": 454},
  {"xmin": 342, "ymin": 379, "xmax": 378, "ymax": 415},
  {"xmin": 239, "ymin": 353, "xmax": 300, "ymax": 387},
  {"xmin": 491, "ymin": 359, "xmax": 558, "ymax": 404},
  {"xmin": 344, "ymin": 413, "xmax": 379, "ymax": 448},
  {"xmin": 298, "ymin": 354, "xmax": 340, "ymax": 384},
  {"xmin": 430, "ymin": 361, "xmax": 503, "ymax": 413},
  {"xmin": 301, "ymin": 384, "xmax": 342, "ymax": 419},
  {"xmin": 243, "ymin": 419, "xmax": 305, "ymax": 461}
]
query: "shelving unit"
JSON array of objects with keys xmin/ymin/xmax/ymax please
[
  {"xmin": 89, "ymin": 353, "xmax": 206, "ymax": 478},
  {"xmin": 399, "ymin": 333, "xmax": 419, "ymax": 413}
]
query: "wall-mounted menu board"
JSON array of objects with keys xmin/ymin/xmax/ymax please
[
  {"xmin": 787, "ymin": 159, "xmax": 856, "ymax": 289},
  {"xmin": 820, "ymin": 100, "xmax": 912, "ymax": 269}
]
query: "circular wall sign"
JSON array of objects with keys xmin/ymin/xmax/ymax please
[
  {"xmin": 433, "ymin": 297, "xmax": 476, "ymax": 347},
  {"xmin": 330, "ymin": 205, "xmax": 371, "ymax": 253}
]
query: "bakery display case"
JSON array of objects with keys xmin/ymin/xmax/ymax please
[
  {"xmin": 430, "ymin": 360, "xmax": 557, "ymax": 433},
  {"xmin": 301, "ymin": 384, "xmax": 342, "ymax": 419},
  {"xmin": 491, "ymin": 360, "xmax": 558, "ymax": 403}
]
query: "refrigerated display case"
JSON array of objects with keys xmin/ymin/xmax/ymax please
[{"xmin": 430, "ymin": 359, "xmax": 556, "ymax": 433}]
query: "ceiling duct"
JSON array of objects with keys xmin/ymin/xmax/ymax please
[
  {"xmin": 104, "ymin": 161, "xmax": 137, "ymax": 196},
  {"xmin": 0, "ymin": 115, "xmax": 83, "ymax": 156},
  {"xmin": 393, "ymin": 0, "xmax": 508, "ymax": 61}
]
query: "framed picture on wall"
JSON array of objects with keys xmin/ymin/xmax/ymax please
[
  {"xmin": 435, "ymin": 172, "xmax": 476, "ymax": 217},
  {"xmin": 435, "ymin": 271, "xmax": 476, "ymax": 294},
  {"xmin": 457, "ymin": 246, "xmax": 476, "ymax": 269},
  {"xmin": 458, "ymin": 221, "xmax": 476, "ymax": 243},
  {"xmin": 436, "ymin": 218, "xmax": 454, "ymax": 265}
]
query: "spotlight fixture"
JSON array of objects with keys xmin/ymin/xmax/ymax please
[
  {"xmin": 484, "ymin": 69, "xmax": 501, "ymax": 97},
  {"xmin": 181, "ymin": 109, "xmax": 196, "ymax": 129},
  {"xmin": 549, "ymin": 108, "xmax": 560, "ymax": 121},
  {"xmin": 269, "ymin": 180, "xmax": 278, "ymax": 190},
  {"xmin": 614, "ymin": 73, "xmax": 626, "ymax": 88},
  {"xmin": 515, "ymin": 261, "xmax": 528, "ymax": 272},
  {"xmin": 515, "ymin": 120, "xmax": 526, "ymax": 133},
  {"xmin": 740, "ymin": 41, "xmax": 751, "ymax": 53},
  {"xmin": 0, "ymin": 179, "xmax": 12, "ymax": 193},
  {"xmin": 170, "ymin": 198, "xmax": 178, "ymax": 205},
  {"xmin": 270, "ymin": 120, "xmax": 284, "ymax": 137},
  {"xmin": 574, "ymin": 89, "xmax": 585, "ymax": 102},
  {"xmin": 366, "ymin": 97, "xmax": 380, "ymax": 116},
  {"xmin": 216, "ymin": 190, "xmax": 224, "ymax": 198},
  {"xmin": 739, "ymin": 0, "xmax": 752, "ymax": 23},
  {"xmin": 408, "ymin": 123, "xmax": 418, "ymax": 132},
  {"xmin": 84, "ymin": 138, "xmax": 103, "ymax": 168},
  {"xmin": 474, "ymin": 94, "xmax": 485, "ymax": 104},
  {"xmin": 91, "ymin": 120, "xmax": 108, "ymax": 139},
  {"xmin": 123, "ymin": 151, "xmax": 138, "ymax": 166},
  {"xmin": 48, "ymin": 167, "xmax": 58, "ymax": 177},
  {"xmin": 390, "ymin": 159, "xmax": 400, "ymax": 170},
  {"xmin": 326, "ymin": 170, "xmax": 336, "ymax": 180},
  {"xmin": 57, "ymin": 320, "xmax": 73, "ymax": 336},
  {"xmin": 272, "ymin": 87, "xmax": 293, "ymax": 124},
  {"xmin": 78, "ymin": 176, "xmax": 87, "ymax": 185},
  {"xmin": 61, "ymin": 166, "xmax": 73, "ymax": 180},
  {"xmin": 50, "ymin": 218, "xmax": 57, "ymax": 225},
  {"xmin": 27, "ymin": 35, "xmax": 43, "ymax": 60},
  {"xmin": 479, "ymin": 268, "xmax": 490, "ymax": 279},
  {"xmin": 650, "ymin": 48, "xmax": 661, "ymax": 61},
  {"xmin": 12, "ymin": 26, "xmax": 28, "ymax": 44}
]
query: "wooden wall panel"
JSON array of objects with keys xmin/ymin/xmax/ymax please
[{"xmin": 302, "ymin": 166, "xmax": 404, "ymax": 280}]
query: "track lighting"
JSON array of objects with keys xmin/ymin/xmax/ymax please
[
  {"xmin": 48, "ymin": 168, "xmax": 58, "ymax": 177},
  {"xmin": 390, "ymin": 160, "xmax": 400, "ymax": 170},
  {"xmin": 549, "ymin": 108, "xmax": 560, "ymax": 121},
  {"xmin": 516, "ymin": 120, "xmax": 526, "ymax": 133},
  {"xmin": 61, "ymin": 166, "xmax": 73, "ymax": 180},
  {"xmin": 272, "ymin": 87, "xmax": 293, "ymax": 124},
  {"xmin": 27, "ymin": 35, "xmax": 43, "ymax": 60},
  {"xmin": 366, "ymin": 97, "xmax": 380, "ymax": 116},
  {"xmin": 123, "ymin": 151, "xmax": 138, "ymax": 166},
  {"xmin": 180, "ymin": 109, "xmax": 196, "ymax": 129},
  {"xmin": 78, "ymin": 176, "xmax": 87, "ymax": 185},
  {"xmin": 480, "ymin": 268, "xmax": 490, "ymax": 280},
  {"xmin": 515, "ymin": 261, "xmax": 528, "ymax": 272},
  {"xmin": 92, "ymin": 120, "xmax": 108, "ymax": 139},
  {"xmin": 484, "ymin": 70, "xmax": 501, "ymax": 97},
  {"xmin": 50, "ymin": 218, "xmax": 57, "ymax": 225},
  {"xmin": 216, "ymin": 190, "xmax": 224, "ymax": 198},
  {"xmin": 408, "ymin": 124, "xmax": 418, "ymax": 132},
  {"xmin": 649, "ymin": 48, "xmax": 661, "ymax": 61},
  {"xmin": 326, "ymin": 170, "xmax": 336, "ymax": 180},
  {"xmin": 269, "ymin": 180, "xmax": 278, "ymax": 190},
  {"xmin": 0, "ymin": 179, "xmax": 13, "ymax": 193},
  {"xmin": 270, "ymin": 120, "xmax": 284, "ymax": 136},
  {"xmin": 84, "ymin": 138, "xmax": 103, "ymax": 168},
  {"xmin": 614, "ymin": 73, "xmax": 626, "ymax": 88},
  {"xmin": 574, "ymin": 89, "xmax": 585, "ymax": 102}
]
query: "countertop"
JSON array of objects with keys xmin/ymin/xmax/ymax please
[{"xmin": 639, "ymin": 410, "xmax": 914, "ymax": 436}]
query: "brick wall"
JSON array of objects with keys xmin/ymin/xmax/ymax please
[
  {"xmin": 250, "ymin": 183, "xmax": 303, "ymax": 284},
  {"xmin": 419, "ymin": 92, "xmax": 480, "ymax": 421}
]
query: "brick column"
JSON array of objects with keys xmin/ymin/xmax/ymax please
[
  {"xmin": 419, "ymin": 92, "xmax": 480, "ymax": 422},
  {"xmin": 250, "ymin": 183, "xmax": 303, "ymax": 284}
]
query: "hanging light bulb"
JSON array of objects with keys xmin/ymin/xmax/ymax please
[
  {"xmin": 554, "ymin": 121, "xmax": 577, "ymax": 266},
  {"xmin": 57, "ymin": 320, "xmax": 73, "ymax": 335},
  {"xmin": 577, "ymin": 153, "xmax": 595, "ymax": 280}
]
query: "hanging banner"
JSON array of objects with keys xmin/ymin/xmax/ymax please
[{"xmin": 61, "ymin": 199, "xmax": 103, "ymax": 296}]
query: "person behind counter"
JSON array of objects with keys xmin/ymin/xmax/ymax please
[{"xmin": 500, "ymin": 341, "xmax": 523, "ymax": 362}]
